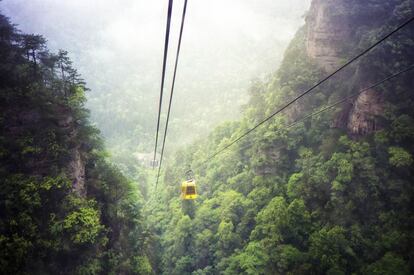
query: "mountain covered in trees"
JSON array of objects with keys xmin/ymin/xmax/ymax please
[
  {"xmin": 1, "ymin": 0, "xmax": 414, "ymax": 274},
  {"xmin": 146, "ymin": 0, "xmax": 414, "ymax": 274},
  {"xmin": 0, "ymin": 13, "xmax": 153, "ymax": 274}
]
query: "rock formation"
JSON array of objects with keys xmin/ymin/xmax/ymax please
[
  {"xmin": 306, "ymin": 0, "xmax": 352, "ymax": 73},
  {"xmin": 305, "ymin": 0, "xmax": 386, "ymax": 136}
]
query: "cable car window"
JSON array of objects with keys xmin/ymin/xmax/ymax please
[{"xmin": 186, "ymin": 186, "xmax": 195, "ymax": 195}]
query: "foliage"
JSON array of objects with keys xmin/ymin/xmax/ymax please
[
  {"xmin": 0, "ymin": 14, "xmax": 152, "ymax": 274},
  {"xmin": 145, "ymin": 1, "xmax": 414, "ymax": 274},
  {"xmin": 388, "ymin": 146, "xmax": 413, "ymax": 167}
]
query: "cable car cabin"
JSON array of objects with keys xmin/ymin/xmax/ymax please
[{"xmin": 181, "ymin": 179, "xmax": 197, "ymax": 200}]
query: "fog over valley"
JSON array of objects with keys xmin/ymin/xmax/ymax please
[{"xmin": 1, "ymin": 0, "xmax": 311, "ymax": 160}]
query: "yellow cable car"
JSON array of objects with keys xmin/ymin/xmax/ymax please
[
  {"xmin": 181, "ymin": 179, "xmax": 197, "ymax": 200},
  {"xmin": 181, "ymin": 170, "xmax": 198, "ymax": 200}
]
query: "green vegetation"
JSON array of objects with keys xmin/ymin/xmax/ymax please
[
  {"xmin": 146, "ymin": 1, "xmax": 414, "ymax": 274},
  {"xmin": 0, "ymin": 14, "xmax": 152, "ymax": 274},
  {"xmin": 1, "ymin": 0, "xmax": 414, "ymax": 274}
]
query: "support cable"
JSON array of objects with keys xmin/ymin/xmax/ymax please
[
  {"xmin": 155, "ymin": 0, "xmax": 189, "ymax": 189},
  {"xmin": 153, "ymin": 0, "xmax": 174, "ymax": 168},
  {"xmin": 195, "ymin": 64, "xmax": 414, "ymax": 169},
  {"xmin": 198, "ymin": 16, "xmax": 414, "ymax": 166}
]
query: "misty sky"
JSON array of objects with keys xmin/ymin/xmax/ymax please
[{"xmin": 0, "ymin": 0, "xmax": 311, "ymax": 154}]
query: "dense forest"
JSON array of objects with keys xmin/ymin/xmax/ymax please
[
  {"xmin": 0, "ymin": 14, "xmax": 152, "ymax": 274},
  {"xmin": 147, "ymin": 0, "xmax": 414, "ymax": 274},
  {"xmin": 1, "ymin": 0, "xmax": 414, "ymax": 274}
]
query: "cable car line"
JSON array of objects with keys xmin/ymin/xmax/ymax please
[
  {"xmin": 196, "ymin": 64, "xmax": 414, "ymax": 168},
  {"xmin": 284, "ymin": 65, "xmax": 414, "ymax": 130},
  {"xmin": 181, "ymin": 65, "xmax": 412, "ymax": 194},
  {"xmin": 153, "ymin": 0, "xmax": 174, "ymax": 169},
  {"xmin": 196, "ymin": 16, "xmax": 414, "ymax": 167},
  {"xmin": 193, "ymin": 64, "xmax": 414, "ymax": 169},
  {"xmin": 155, "ymin": 0, "xmax": 190, "ymax": 189}
]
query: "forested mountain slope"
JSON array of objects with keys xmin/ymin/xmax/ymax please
[
  {"xmin": 0, "ymin": 14, "xmax": 152, "ymax": 274},
  {"xmin": 0, "ymin": 0, "xmax": 311, "ymax": 164},
  {"xmin": 148, "ymin": 0, "xmax": 414, "ymax": 274}
]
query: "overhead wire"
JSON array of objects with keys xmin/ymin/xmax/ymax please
[
  {"xmin": 283, "ymin": 65, "xmax": 414, "ymax": 130},
  {"xmin": 155, "ymin": 0, "xmax": 189, "ymax": 189},
  {"xmin": 153, "ymin": 0, "xmax": 174, "ymax": 169},
  {"xmin": 196, "ymin": 16, "xmax": 414, "ymax": 167},
  {"xmin": 193, "ymin": 64, "xmax": 414, "ymax": 170}
]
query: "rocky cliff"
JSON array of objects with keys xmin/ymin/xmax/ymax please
[
  {"xmin": 306, "ymin": 0, "xmax": 352, "ymax": 73},
  {"xmin": 3, "ymin": 103, "xmax": 87, "ymax": 196},
  {"xmin": 304, "ymin": 0, "xmax": 408, "ymax": 136},
  {"xmin": 56, "ymin": 106, "xmax": 86, "ymax": 196}
]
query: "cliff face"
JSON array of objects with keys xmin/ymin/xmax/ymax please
[
  {"xmin": 57, "ymin": 109, "xmax": 86, "ymax": 196},
  {"xmin": 305, "ymin": 0, "xmax": 390, "ymax": 136},
  {"xmin": 68, "ymin": 148, "xmax": 86, "ymax": 195},
  {"xmin": 306, "ymin": 0, "xmax": 352, "ymax": 73},
  {"xmin": 56, "ymin": 106, "xmax": 86, "ymax": 196},
  {"xmin": 3, "ymin": 103, "xmax": 86, "ymax": 196},
  {"xmin": 347, "ymin": 88, "xmax": 384, "ymax": 135}
]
